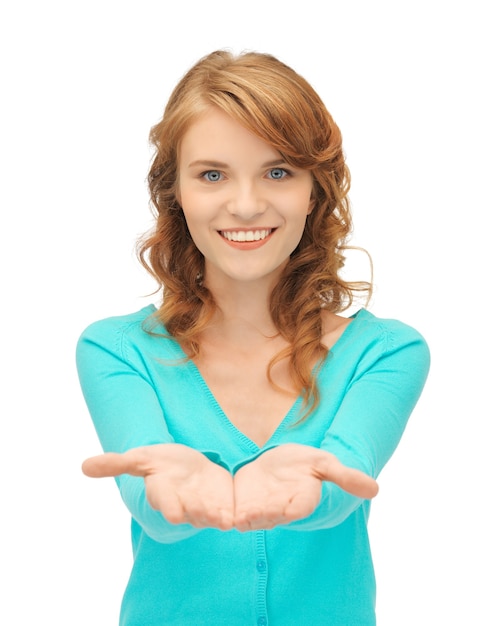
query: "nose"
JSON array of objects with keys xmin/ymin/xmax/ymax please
[{"xmin": 225, "ymin": 182, "xmax": 268, "ymax": 220}]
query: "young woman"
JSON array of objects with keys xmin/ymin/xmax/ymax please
[{"xmin": 77, "ymin": 50, "xmax": 430, "ymax": 625}]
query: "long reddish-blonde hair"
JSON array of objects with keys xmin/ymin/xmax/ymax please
[{"xmin": 138, "ymin": 50, "xmax": 371, "ymax": 415}]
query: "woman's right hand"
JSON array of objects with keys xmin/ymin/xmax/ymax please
[{"xmin": 82, "ymin": 444, "xmax": 234, "ymax": 531}]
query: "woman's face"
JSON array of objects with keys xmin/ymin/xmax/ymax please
[{"xmin": 177, "ymin": 107, "xmax": 314, "ymax": 289}]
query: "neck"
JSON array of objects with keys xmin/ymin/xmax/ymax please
[{"xmin": 203, "ymin": 275, "xmax": 279, "ymax": 344}]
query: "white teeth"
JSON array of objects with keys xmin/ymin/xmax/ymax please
[{"xmin": 221, "ymin": 229, "xmax": 272, "ymax": 242}]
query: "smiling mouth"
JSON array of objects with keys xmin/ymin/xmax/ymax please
[{"xmin": 219, "ymin": 229, "xmax": 274, "ymax": 242}]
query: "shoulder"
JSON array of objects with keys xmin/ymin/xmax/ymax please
[
  {"xmin": 342, "ymin": 309, "xmax": 431, "ymax": 377},
  {"xmin": 78, "ymin": 305, "xmax": 157, "ymax": 346},
  {"xmin": 352, "ymin": 309, "xmax": 428, "ymax": 348},
  {"xmin": 76, "ymin": 305, "xmax": 182, "ymax": 363}
]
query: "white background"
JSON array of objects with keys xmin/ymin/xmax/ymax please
[{"xmin": 1, "ymin": 1, "xmax": 482, "ymax": 624}]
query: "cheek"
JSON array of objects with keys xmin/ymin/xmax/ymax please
[
  {"xmin": 176, "ymin": 173, "xmax": 196, "ymax": 210},
  {"xmin": 181, "ymin": 209, "xmax": 201, "ymax": 239},
  {"xmin": 178, "ymin": 189, "xmax": 199, "ymax": 224},
  {"xmin": 179, "ymin": 186, "xmax": 213, "ymax": 215},
  {"xmin": 286, "ymin": 189, "xmax": 314, "ymax": 222}
]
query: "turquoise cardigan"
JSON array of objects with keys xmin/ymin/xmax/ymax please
[{"xmin": 76, "ymin": 306, "xmax": 430, "ymax": 625}]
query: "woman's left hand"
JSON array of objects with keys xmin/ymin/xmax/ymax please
[{"xmin": 233, "ymin": 444, "xmax": 378, "ymax": 532}]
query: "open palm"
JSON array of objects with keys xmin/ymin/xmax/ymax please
[
  {"xmin": 82, "ymin": 443, "xmax": 378, "ymax": 531},
  {"xmin": 233, "ymin": 444, "xmax": 378, "ymax": 531}
]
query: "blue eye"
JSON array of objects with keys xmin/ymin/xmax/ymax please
[
  {"xmin": 268, "ymin": 168, "xmax": 287, "ymax": 180},
  {"xmin": 203, "ymin": 170, "xmax": 222, "ymax": 182}
]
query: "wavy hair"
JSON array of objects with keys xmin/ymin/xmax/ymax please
[{"xmin": 138, "ymin": 50, "xmax": 372, "ymax": 416}]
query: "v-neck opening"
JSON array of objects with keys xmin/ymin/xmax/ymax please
[
  {"xmin": 186, "ymin": 359, "xmax": 303, "ymax": 452},
  {"xmin": 148, "ymin": 305, "xmax": 366, "ymax": 451}
]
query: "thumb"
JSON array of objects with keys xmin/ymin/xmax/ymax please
[
  {"xmin": 314, "ymin": 453, "xmax": 379, "ymax": 500},
  {"xmin": 82, "ymin": 452, "xmax": 140, "ymax": 478}
]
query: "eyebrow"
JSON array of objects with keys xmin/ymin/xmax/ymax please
[{"xmin": 187, "ymin": 159, "xmax": 288, "ymax": 169}]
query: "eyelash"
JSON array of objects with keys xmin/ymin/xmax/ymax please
[{"xmin": 200, "ymin": 168, "xmax": 291, "ymax": 182}]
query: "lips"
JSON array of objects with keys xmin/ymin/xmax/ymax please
[{"xmin": 219, "ymin": 229, "xmax": 273, "ymax": 242}]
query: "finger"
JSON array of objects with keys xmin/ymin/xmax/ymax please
[
  {"xmin": 181, "ymin": 495, "xmax": 214, "ymax": 528},
  {"xmin": 339, "ymin": 469, "xmax": 379, "ymax": 499},
  {"xmin": 178, "ymin": 490, "xmax": 234, "ymax": 530},
  {"xmin": 234, "ymin": 516, "xmax": 276, "ymax": 532},
  {"xmin": 81, "ymin": 452, "xmax": 135, "ymax": 478},
  {"xmin": 233, "ymin": 506, "xmax": 263, "ymax": 532},
  {"xmin": 193, "ymin": 490, "xmax": 234, "ymax": 528},
  {"xmin": 82, "ymin": 447, "xmax": 160, "ymax": 478},
  {"xmin": 234, "ymin": 509, "xmax": 284, "ymax": 532},
  {"xmin": 185, "ymin": 506, "xmax": 234, "ymax": 531},
  {"xmin": 148, "ymin": 479, "xmax": 233, "ymax": 529},
  {"xmin": 234, "ymin": 499, "xmax": 285, "ymax": 531},
  {"xmin": 204, "ymin": 506, "xmax": 234, "ymax": 531},
  {"xmin": 315, "ymin": 454, "xmax": 379, "ymax": 499},
  {"xmin": 146, "ymin": 484, "xmax": 186, "ymax": 525}
]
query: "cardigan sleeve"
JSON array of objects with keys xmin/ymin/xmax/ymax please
[
  {"xmin": 76, "ymin": 316, "xmax": 200, "ymax": 544},
  {"xmin": 285, "ymin": 318, "xmax": 431, "ymax": 531}
]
